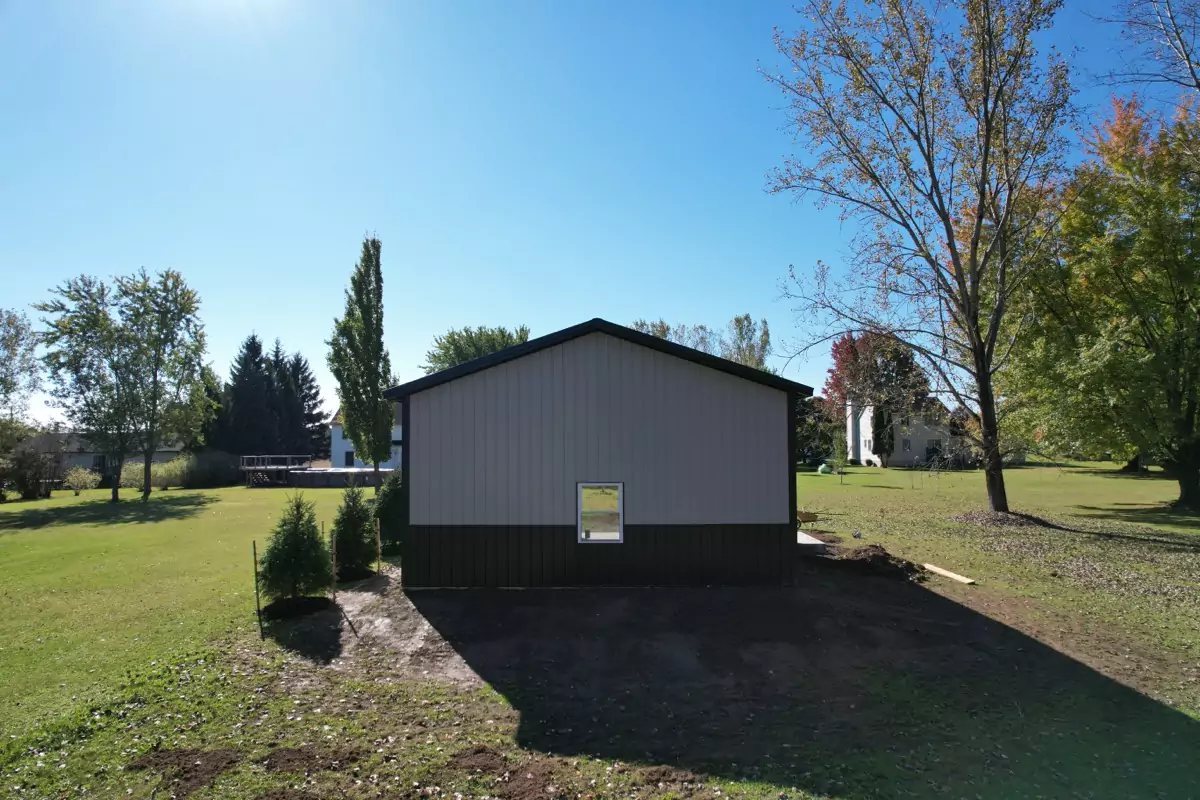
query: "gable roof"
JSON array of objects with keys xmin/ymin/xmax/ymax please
[{"xmin": 385, "ymin": 318, "xmax": 813, "ymax": 400}]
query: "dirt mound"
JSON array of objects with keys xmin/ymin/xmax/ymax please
[
  {"xmin": 126, "ymin": 748, "xmax": 240, "ymax": 798},
  {"xmin": 831, "ymin": 544, "xmax": 925, "ymax": 581},
  {"xmin": 255, "ymin": 790, "xmax": 318, "ymax": 800},
  {"xmin": 447, "ymin": 744, "xmax": 508, "ymax": 773},
  {"xmin": 951, "ymin": 510, "xmax": 1039, "ymax": 528},
  {"xmin": 638, "ymin": 765, "xmax": 699, "ymax": 785},
  {"xmin": 495, "ymin": 760, "xmax": 566, "ymax": 800},
  {"xmin": 263, "ymin": 745, "xmax": 361, "ymax": 772}
]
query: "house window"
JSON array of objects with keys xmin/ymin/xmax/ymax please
[
  {"xmin": 902, "ymin": 438, "xmax": 911, "ymax": 452},
  {"xmin": 344, "ymin": 451, "xmax": 355, "ymax": 467},
  {"xmin": 901, "ymin": 416, "xmax": 910, "ymax": 428},
  {"xmin": 864, "ymin": 439, "xmax": 872, "ymax": 452},
  {"xmin": 578, "ymin": 482, "xmax": 623, "ymax": 543},
  {"xmin": 926, "ymin": 439, "xmax": 943, "ymax": 457}
]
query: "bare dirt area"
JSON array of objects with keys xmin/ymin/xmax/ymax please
[
  {"xmin": 125, "ymin": 747, "xmax": 240, "ymax": 798},
  {"xmin": 261, "ymin": 745, "xmax": 362, "ymax": 773},
  {"xmin": 255, "ymin": 559, "xmax": 1200, "ymax": 797}
]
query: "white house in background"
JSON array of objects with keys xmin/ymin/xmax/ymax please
[
  {"xmin": 329, "ymin": 406, "xmax": 403, "ymax": 469},
  {"xmin": 847, "ymin": 397, "xmax": 967, "ymax": 467}
]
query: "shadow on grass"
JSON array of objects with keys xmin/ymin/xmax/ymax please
[
  {"xmin": 409, "ymin": 564, "xmax": 1200, "ymax": 798},
  {"xmin": 0, "ymin": 493, "xmax": 218, "ymax": 531},
  {"xmin": 1072, "ymin": 504, "xmax": 1200, "ymax": 536},
  {"xmin": 263, "ymin": 597, "xmax": 344, "ymax": 665},
  {"xmin": 857, "ymin": 484, "xmax": 903, "ymax": 490}
]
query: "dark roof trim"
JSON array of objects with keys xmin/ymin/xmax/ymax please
[{"xmin": 385, "ymin": 318, "xmax": 814, "ymax": 400}]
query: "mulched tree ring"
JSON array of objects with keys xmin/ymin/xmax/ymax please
[
  {"xmin": 126, "ymin": 748, "xmax": 241, "ymax": 798},
  {"xmin": 263, "ymin": 745, "xmax": 362, "ymax": 772},
  {"xmin": 950, "ymin": 510, "xmax": 1040, "ymax": 528},
  {"xmin": 261, "ymin": 596, "xmax": 337, "ymax": 621}
]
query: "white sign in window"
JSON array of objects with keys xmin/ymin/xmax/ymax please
[{"xmin": 578, "ymin": 482, "xmax": 623, "ymax": 543}]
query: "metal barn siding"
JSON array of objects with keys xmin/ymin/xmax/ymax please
[{"xmin": 408, "ymin": 332, "xmax": 789, "ymax": 527}]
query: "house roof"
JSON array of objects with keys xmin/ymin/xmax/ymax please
[{"xmin": 385, "ymin": 318, "xmax": 814, "ymax": 400}]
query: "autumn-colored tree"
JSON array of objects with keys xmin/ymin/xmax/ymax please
[
  {"xmin": 767, "ymin": 0, "xmax": 1075, "ymax": 510},
  {"xmin": 1007, "ymin": 96, "xmax": 1200, "ymax": 507}
]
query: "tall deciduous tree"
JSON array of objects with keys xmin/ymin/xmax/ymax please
[
  {"xmin": 1102, "ymin": 0, "xmax": 1200, "ymax": 95},
  {"xmin": 1009, "ymin": 98, "xmax": 1200, "ymax": 507},
  {"xmin": 37, "ymin": 277, "xmax": 138, "ymax": 502},
  {"xmin": 421, "ymin": 325, "xmax": 531, "ymax": 374},
  {"xmin": 118, "ymin": 269, "xmax": 208, "ymax": 501},
  {"xmin": 631, "ymin": 314, "xmax": 775, "ymax": 370},
  {"xmin": 0, "ymin": 309, "xmax": 40, "ymax": 422},
  {"xmin": 328, "ymin": 236, "xmax": 393, "ymax": 492},
  {"xmin": 767, "ymin": 0, "xmax": 1074, "ymax": 510}
]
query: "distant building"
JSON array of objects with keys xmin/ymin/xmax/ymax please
[
  {"xmin": 19, "ymin": 432, "xmax": 182, "ymax": 477},
  {"xmin": 846, "ymin": 397, "xmax": 969, "ymax": 467},
  {"xmin": 329, "ymin": 406, "xmax": 403, "ymax": 469}
]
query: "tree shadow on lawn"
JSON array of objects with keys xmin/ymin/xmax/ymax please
[
  {"xmin": 0, "ymin": 492, "xmax": 217, "ymax": 532},
  {"xmin": 263, "ymin": 597, "xmax": 345, "ymax": 665},
  {"xmin": 1070, "ymin": 505, "xmax": 1200, "ymax": 539},
  {"xmin": 408, "ymin": 565, "xmax": 1200, "ymax": 799}
]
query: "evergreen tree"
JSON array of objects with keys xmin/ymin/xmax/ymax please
[
  {"xmin": 226, "ymin": 334, "xmax": 275, "ymax": 456},
  {"xmin": 267, "ymin": 339, "xmax": 305, "ymax": 453},
  {"xmin": 258, "ymin": 493, "xmax": 333, "ymax": 601},
  {"xmin": 332, "ymin": 483, "xmax": 376, "ymax": 580},
  {"xmin": 289, "ymin": 353, "xmax": 329, "ymax": 459},
  {"xmin": 328, "ymin": 236, "xmax": 394, "ymax": 492}
]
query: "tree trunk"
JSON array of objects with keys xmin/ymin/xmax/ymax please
[
  {"xmin": 1174, "ymin": 463, "xmax": 1200, "ymax": 510},
  {"xmin": 142, "ymin": 453, "xmax": 152, "ymax": 502},
  {"xmin": 976, "ymin": 375, "xmax": 1010, "ymax": 513},
  {"xmin": 110, "ymin": 457, "xmax": 123, "ymax": 503},
  {"xmin": 373, "ymin": 462, "xmax": 380, "ymax": 495},
  {"xmin": 1120, "ymin": 453, "xmax": 1143, "ymax": 472}
]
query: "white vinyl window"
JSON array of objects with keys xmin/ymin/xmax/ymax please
[{"xmin": 578, "ymin": 482, "xmax": 623, "ymax": 543}]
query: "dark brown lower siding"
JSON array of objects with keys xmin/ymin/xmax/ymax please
[{"xmin": 403, "ymin": 524, "xmax": 793, "ymax": 587}]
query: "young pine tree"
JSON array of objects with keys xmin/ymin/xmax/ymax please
[
  {"xmin": 331, "ymin": 483, "xmax": 376, "ymax": 580},
  {"xmin": 259, "ymin": 494, "xmax": 332, "ymax": 601}
]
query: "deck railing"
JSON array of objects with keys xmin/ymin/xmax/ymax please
[{"xmin": 238, "ymin": 454, "xmax": 313, "ymax": 471}]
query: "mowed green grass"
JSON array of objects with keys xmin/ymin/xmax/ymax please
[
  {"xmin": 799, "ymin": 463, "xmax": 1200, "ymax": 663},
  {"xmin": 0, "ymin": 486, "xmax": 346, "ymax": 739}
]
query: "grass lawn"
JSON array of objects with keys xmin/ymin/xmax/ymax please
[
  {"xmin": 0, "ymin": 486, "xmax": 347, "ymax": 740},
  {"xmin": 1, "ymin": 467, "xmax": 1198, "ymax": 799}
]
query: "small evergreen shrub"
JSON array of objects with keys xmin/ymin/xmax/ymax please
[
  {"xmin": 259, "ymin": 493, "xmax": 333, "ymax": 601},
  {"xmin": 374, "ymin": 471, "xmax": 405, "ymax": 554},
  {"xmin": 332, "ymin": 483, "xmax": 376, "ymax": 580},
  {"xmin": 63, "ymin": 466, "xmax": 101, "ymax": 495}
]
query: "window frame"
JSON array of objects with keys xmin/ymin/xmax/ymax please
[{"xmin": 577, "ymin": 481, "xmax": 624, "ymax": 544}]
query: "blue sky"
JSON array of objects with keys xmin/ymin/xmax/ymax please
[{"xmin": 1, "ymin": 1, "xmax": 1128, "ymax": 420}]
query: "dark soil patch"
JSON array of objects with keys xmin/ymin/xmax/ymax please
[
  {"xmin": 495, "ymin": 760, "xmax": 566, "ymax": 800},
  {"xmin": 262, "ymin": 745, "xmax": 362, "ymax": 772},
  {"xmin": 951, "ymin": 510, "xmax": 1040, "ymax": 527},
  {"xmin": 126, "ymin": 748, "xmax": 240, "ymax": 798},
  {"xmin": 808, "ymin": 530, "xmax": 843, "ymax": 544},
  {"xmin": 255, "ymin": 790, "xmax": 318, "ymax": 800},
  {"xmin": 639, "ymin": 764, "xmax": 700, "ymax": 786},
  {"xmin": 261, "ymin": 595, "xmax": 336, "ymax": 621},
  {"xmin": 827, "ymin": 543, "xmax": 925, "ymax": 581},
  {"xmin": 446, "ymin": 743, "xmax": 508, "ymax": 773}
]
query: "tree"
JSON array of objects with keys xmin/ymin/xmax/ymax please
[
  {"xmin": 822, "ymin": 333, "xmax": 930, "ymax": 466},
  {"xmin": 258, "ymin": 493, "xmax": 333, "ymax": 601},
  {"xmin": 631, "ymin": 314, "xmax": 775, "ymax": 370},
  {"xmin": 1102, "ymin": 0, "xmax": 1200, "ymax": 95},
  {"xmin": 1008, "ymin": 97, "xmax": 1200, "ymax": 507},
  {"xmin": 331, "ymin": 483, "xmax": 376, "ymax": 580},
  {"xmin": 328, "ymin": 236, "xmax": 394, "ymax": 492},
  {"xmin": 225, "ymin": 334, "xmax": 275, "ymax": 456},
  {"xmin": 795, "ymin": 396, "xmax": 837, "ymax": 465},
  {"xmin": 767, "ymin": 0, "xmax": 1074, "ymax": 510},
  {"xmin": 374, "ymin": 470, "xmax": 405, "ymax": 552},
  {"xmin": 267, "ymin": 339, "xmax": 305, "ymax": 454},
  {"xmin": 37, "ymin": 276, "xmax": 138, "ymax": 502},
  {"xmin": 288, "ymin": 353, "xmax": 329, "ymax": 459},
  {"xmin": 117, "ymin": 269, "xmax": 208, "ymax": 501},
  {"xmin": 0, "ymin": 309, "xmax": 40, "ymax": 422},
  {"xmin": 421, "ymin": 325, "xmax": 531, "ymax": 374}
]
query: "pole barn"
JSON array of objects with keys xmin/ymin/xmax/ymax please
[{"xmin": 387, "ymin": 318, "xmax": 813, "ymax": 587}]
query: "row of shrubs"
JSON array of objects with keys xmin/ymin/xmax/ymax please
[{"xmin": 59, "ymin": 451, "xmax": 243, "ymax": 495}]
